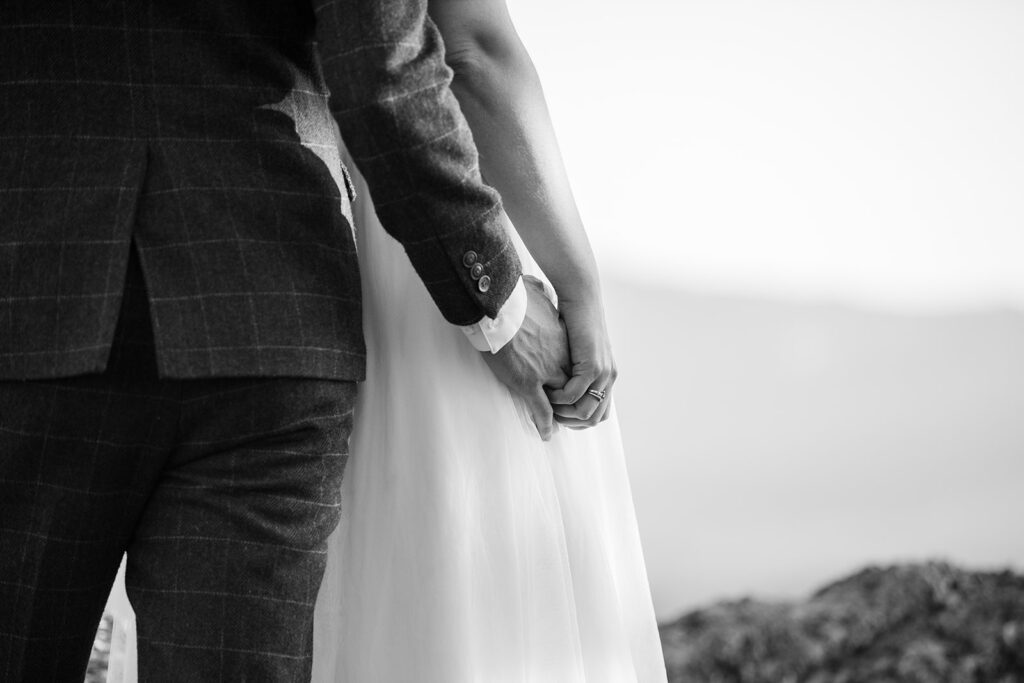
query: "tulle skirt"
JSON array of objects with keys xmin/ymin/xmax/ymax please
[{"xmin": 310, "ymin": 161, "xmax": 666, "ymax": 682}]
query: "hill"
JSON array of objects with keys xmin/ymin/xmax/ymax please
[{"xmin": 660, "ymin": 561, "xmax": 1024, "ymax": 682}]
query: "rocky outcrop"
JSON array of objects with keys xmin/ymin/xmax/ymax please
[{"xmin": 660, "ymin": 562, "xmax": 1024, "ymax": 682}]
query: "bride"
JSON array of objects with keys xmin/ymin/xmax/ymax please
[{"xmin": 103, "ymin": 0, "xmax": 666, "ymax": 680}]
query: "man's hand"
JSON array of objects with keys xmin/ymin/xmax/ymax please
[{"xmin": 481, "ymin": 276, "xmax": 571, "ymax": 440}]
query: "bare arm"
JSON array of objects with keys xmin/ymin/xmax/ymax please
[
  {"xmin": 427, "ymin": 0, "xmax": 598, "ymax": 301},
  {"xmin": 428, "ymin": 0, "xmax": 616, "ymax": 425}
]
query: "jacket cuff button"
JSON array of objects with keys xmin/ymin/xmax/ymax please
[
  {"xmin": 477, "ymin": 275, "xmax": 491, "ymax": 293},
  {"xmin": 462, "ymin": 251, "xmax": 478, "ymax": 267}
]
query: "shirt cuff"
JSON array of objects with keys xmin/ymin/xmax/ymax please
[{"xmin": 459, "ymin": 276, "xmax": 527, "ymax": 353}]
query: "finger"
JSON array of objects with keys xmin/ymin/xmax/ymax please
[
  {"xmin": 551, "ymin": 395, "xmax": 601, "ymax": 421},
  {"xmin": 543, "ymin": 370, "xmax": 570, "ymax": 392},
  {"xmin": 527, "ymin": 388, "xmax": 555, "ymax": 441},
  {"xmin": 552, "ymin": 368, "xmax": 612, "ymax": 415},
  {"xmin": 547, "ymin": 373, "xmax": 596, "ymax": 405},
  {"xmin": 554, "ymin": 394, "xmax": 612, "ymax": 429},
  {"xmin": 592, "ymin": 396, "xmax": 612, "ymax": 424},
  {"xmin": 554, "ymin": 415, "xmax": 598, "ymax": 429}
]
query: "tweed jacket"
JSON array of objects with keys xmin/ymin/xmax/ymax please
[{"xmin": 0, "ymin": 0, "xmax": 521, "ymax": 380}]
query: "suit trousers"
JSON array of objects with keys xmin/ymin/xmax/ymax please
[{"xmin": 0, "ymin": 246, "xmax": 357, "ymax": 682}]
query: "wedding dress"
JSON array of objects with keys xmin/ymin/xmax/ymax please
[
  {"xmin": 100, "ymin": 133, "xmax": 666, "ymax": 683},
  {"xmin": 309, "ymin": 156, "xmax": 667, "ymax": 682}
]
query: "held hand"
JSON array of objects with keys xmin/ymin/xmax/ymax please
[
  {"xmin": 481, "ymin": 276, "xmax": 571, "ymax": 440},
  {"xmin": 546, "ymin": 295, "xmax": 618, "ymax": 429}
]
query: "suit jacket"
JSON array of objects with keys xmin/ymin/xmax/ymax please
[{"xmin": 0, "ymin": 0, "xmax": 521, "ymax": 380}]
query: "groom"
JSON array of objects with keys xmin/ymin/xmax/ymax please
[{"xmin": 0, "ymin": 1, "xmax": 571, "ymax": 680}]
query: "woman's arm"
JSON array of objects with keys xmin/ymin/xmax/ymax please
[
  {"xmin": 428, "ymin": 0, "xmax": 596, "ymax": 301},
  {"xmin": 428, "ymin": 0, "xmax": 616, "ymax": 425}
]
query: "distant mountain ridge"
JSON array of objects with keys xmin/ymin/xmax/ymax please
[
  {"xmin": 659, "ymin": 561, "xmax": 1024, "ymax": 682},
  {"xmin": 603, "ymin": 278, "xmax": 1024, "ymax": 619}
]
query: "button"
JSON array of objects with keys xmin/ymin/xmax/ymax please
[
  {"xmin": 462, "ymin": 251, "xmax": 478, "ymax": 267},
  {"xmin": 477, "ymin": 275, "xmax": 491, "ymax": 293},
  {"xmin": 470, "ymin": 263, "xmax": 485, "ymax": 279}
]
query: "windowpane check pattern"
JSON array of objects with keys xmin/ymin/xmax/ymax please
[{"xmin": 0, "ymin": 0, "xmax": 521, "ymax": 381}]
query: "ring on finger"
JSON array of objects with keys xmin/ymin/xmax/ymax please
[{"xmin": 586, "ymin": 388, "xmax": 607, "ymax": 402}]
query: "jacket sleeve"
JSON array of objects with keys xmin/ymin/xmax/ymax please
[{"xmin": 312, "ymin": 0, "xmax": 522, "ymax": 325}]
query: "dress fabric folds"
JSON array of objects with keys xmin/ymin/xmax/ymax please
[{"xmin": 311, "ymin": 158, "xmax": 667, "ymax": 683}]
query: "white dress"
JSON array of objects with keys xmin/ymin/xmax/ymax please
[{"xmin": 310, "ymin": 158, "xmax": 667, "ymax": 682}]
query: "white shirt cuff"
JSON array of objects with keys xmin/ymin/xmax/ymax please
[{"xmin": 459, "ymin": 277, "xmax": 527, "ymax": 353}]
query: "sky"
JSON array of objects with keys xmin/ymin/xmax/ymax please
[{"xmin": 508, "ymin": 0, "xmax": 1024, "ymax": 312}]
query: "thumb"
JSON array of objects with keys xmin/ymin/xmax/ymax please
[{"xmin": 526, "ymin": 388, "xmax": 555, "ymax": 441}]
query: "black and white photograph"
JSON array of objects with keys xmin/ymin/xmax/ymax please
[{"xmin": 1, "ymin": 1, "xmax": 1022, "ymax": 682}]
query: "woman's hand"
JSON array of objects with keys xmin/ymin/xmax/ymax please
[{"xmin": 546, "ymin": 291, "xmax": 618, "ymax": 429}]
